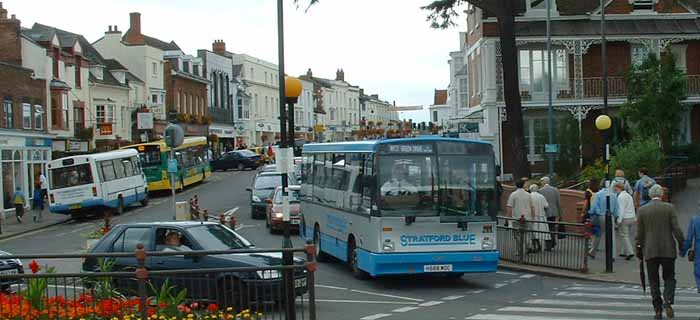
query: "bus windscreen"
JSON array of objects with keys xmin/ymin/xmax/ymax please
[{"xmin": 134, "ymin": 145, "xmax": 162, "ymax": 167}]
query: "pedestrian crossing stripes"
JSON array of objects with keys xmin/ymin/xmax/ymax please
[{"xmin": 466, "ymin": 283, "xmax": 700, "ymax": 320}]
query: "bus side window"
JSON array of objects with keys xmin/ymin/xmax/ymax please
[
  {"xmin": 361, "ymin": 154, "xmax": 375, "ymax": 212},
  {"xmin": 100, "ymin": 160, "xmax": 116, "ymax": 181},
  {"xmin": 113, "ymin": 159, "xmax": 126, "ymax": 180},
  {"xmin": 123, "ymin": 158, "xmax": 135, "ymax": 177},
  {"xmin": 313, "ymin": 154, "xmax": 325, "ymax": 202}
]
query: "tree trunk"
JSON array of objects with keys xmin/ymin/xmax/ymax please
[{"xmin": 497, "ymin": 8, "xmax": 531, "ymax": 179}]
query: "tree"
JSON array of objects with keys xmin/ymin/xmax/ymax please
[
  {"xmin": 295, "ymin": 0, "xmax": 531, "ymax": 180},
  {"xmin": 620, "ymin": 53, "xmax": 687, "ymax": 153}
]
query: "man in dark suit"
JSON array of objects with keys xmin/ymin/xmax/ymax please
[
  {"xmin": 539, "ymin": 176, "xmax": 561, "ymax": 251},
  {"xmin": 636, "ymin": 184, "xmax": 685, "ymax": 319}
]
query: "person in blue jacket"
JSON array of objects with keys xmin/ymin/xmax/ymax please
[{"xmin": 680, "ymin": 202, "xmax": 700, "ymax": 293}]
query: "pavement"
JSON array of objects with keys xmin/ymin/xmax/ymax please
[
  {"xmin": 0, "ymin": 205, "xmax": 70, "ymax": 240},
  {"xmin": 1, "ymin": 170, "xmax": 699, "ymax": 319}
]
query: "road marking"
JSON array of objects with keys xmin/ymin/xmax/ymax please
[
  {"xmin": 349, "ymin": 289, "xmax": 424, "ymax": 302},
  {"xmin": 493, "ymin": 283, "xmax": 508, "ymax": 289},
  {"xmin": 520, "ymin": 274, "xmax": 536, "ymax": 279},
  {"xmin": 498, "ymin": 306, "xmax": 664, "ymax": 317},
  {"xmin": 360, "ymin": 314, "xmax": 392, "ymax": 320},
  {"xmin": 316, "ymin": 284, "xmax": 348, "ymax": 290},
  {"xmin": 496, "ymin": 271, "xmax": 518, "ymax": 276},
  {"xmin": 222, "ymin": 207, "xmax": 239, "ymax": 217},
  {"xmin": 315, "ymin": 299, "xmax": 417, "ymax": 305},
  {"xmin": 392, "ymin": 306, "xmax": 420, "ymax": 312},
  {"xmin": 508, "ymin": 279, "xmax": 521, "ymax": 284},
  {"xmin": 566, "ymin": 286, "xmax": 698, "ymax": 294},
  {"xmin": 235, "ymin": 224, "xmax": 258, "ymax": 231},
  {"xmin": 417, "ymin": 301, "xmax": 443, "ymax": 307},
  {"xmin": 556, "ymin": 291, "xmax": 700, "ymax": 302},
  {"xmin": 524, "ymin": 299, "xmax": 700, "ymax": 310},
  {"xmin": 470, "ymin": 289, "xmax": 485, "ymax": 294},
  {"xmin": 442, "ymin": 295, "xmax": 464, "ymax": 301},
  {"xmin": 466, "ymin": 315, "xmax": 633, "ymax": 320}
]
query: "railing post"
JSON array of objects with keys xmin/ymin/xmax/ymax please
[
  {"xmin": 582, "ymin": 220, "xmax": 593, "ymax": 273},
  {"xmin": 305, "ymin": 240, "xmax": 317, "ymax": 320},
  {"xmin": 283, "ymin": 247, "xmax": 296, "ymax": 320},
  {"xmin": 518, "ymin": 215, "xmax": 527, "ymax": 264},
  {"xmin": 135, "ymin": 243, "xmax": 149, "ymax": 320}
]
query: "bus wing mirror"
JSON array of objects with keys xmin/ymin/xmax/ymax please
[{"xmin": 246, "ymin": 187, "xmax": 252, "ymax": 192}]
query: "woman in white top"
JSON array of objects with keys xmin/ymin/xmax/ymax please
[
  {"xmin": 529, "ymin": 184, "xmax": 550, "ymax": 253},
  {"xmin": 614, "ymin": 181, "xmax": 636, "ymax": 260}
]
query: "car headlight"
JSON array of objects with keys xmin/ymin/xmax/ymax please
[
  {"xmin": 256, "ymin": 270, "xmax": 281, "ymax": 279},
  {"xmin": 252, "ymin": 195, "xmax": 261, "ymax": 203},
  {"xmin": 274, "ymin": 212, "xmax": 284, "ymax": 219},
  {"xmin": 383, "ymin": 240, "xmax": 395, "ymax": 252},
  {"xmin": 13, "ymin": 259, "xmax": 22, "ymax": 267}
]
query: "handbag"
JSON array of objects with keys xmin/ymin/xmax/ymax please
[{"xmin": 557, "ymin": 223, "xmax": 566, "ymax": 239}]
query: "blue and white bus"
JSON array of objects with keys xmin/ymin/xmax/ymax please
[
  {"xmin": 48, "ymin": 149, "xmax": 149, "ymax": 219},
  {"xmin": 300, "ymin": 136, "xmax": 499, "ymax": 279}
]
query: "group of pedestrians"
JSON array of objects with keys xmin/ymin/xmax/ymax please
[
  {"xmin": 506, "ymin": 176, "xmax": 562, "ymax": 254},
  {"xmin": 11, "ymin": 173, "xmax": 48, "ymax": 223}
]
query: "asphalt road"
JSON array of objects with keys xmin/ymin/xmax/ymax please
[{"xmin": 2, "ymin": 170, "xmax": 699, "ymax": 320}]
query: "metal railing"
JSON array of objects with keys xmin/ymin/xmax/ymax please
[
  {"xmin": 497, "ymin": 216, "xmax": 591, "ymax": 273},
  {"xmin": 0, "ymin": 245, "xmax": 317, "ymax": 320}
]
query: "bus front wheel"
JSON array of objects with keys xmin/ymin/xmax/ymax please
[
  {"xmin": 348, "ymin": 237, "xmax": 370, "ymax": 280},
  {"xmin": 313, "ymin": 225, "xmax": 329, "ymax": 262}
]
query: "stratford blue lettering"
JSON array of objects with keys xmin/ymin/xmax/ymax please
[
  {"xmin": 399, "ymin": 234, "xmax": 477, "ymax": 246},
  {"xmin": 452, "ymin": 234, "xmax": 477, "ymax": 245}
]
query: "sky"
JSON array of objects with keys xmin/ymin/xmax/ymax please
[{"xmin": 5, "ymin": 0, "xmax": 465, "ymax": 122}]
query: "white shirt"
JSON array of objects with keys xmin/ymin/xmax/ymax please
[
  {"xmin": 380, "ymin": 179, "xmax": 418, "ymax": 196},
  {"xmin": 531, "ymin": 192, "xmax": 549, "ymax": 219},
  {"xmin": 616, "ymin": 190, "xmax": 636, "ymax": 222},
  {"xmin": 39, "ymin": 174, "xmax": 48, "ymax": 190}
]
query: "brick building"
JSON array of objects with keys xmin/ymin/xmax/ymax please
[
  {"xmin": 164, "ymin": 51, "xmax": 209, "ymax": 137},
  {"xmin": 462, "ymin": 0, "xmax": 700, "ymax": 179},
  {"xmin": 0, "ymin": 3, "xmax": 53, "ymax": 214}
]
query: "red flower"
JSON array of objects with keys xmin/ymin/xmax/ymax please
[
  {"xmin": 208, "ymin": 303, "xmax": 219, "ymax": 313},
  {"xmin": 29, "ymin": 260, "xmax": 40, "ymax": 274}
]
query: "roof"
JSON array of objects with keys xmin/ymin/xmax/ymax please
[
  {"xmin": 104, "ymin": 59, "xmax": 127, "ymax": 70},
  {"xmin": 49, "ymin": 149, "xmax": 138, "ymax": 166},
  {"xmin": 513, "ymin": 18, "xmax": 700, "ymax": 37},
  {"xmin": 302, "ymin": 136, "xmax": 489, "ymax": 153},
  {"xmin": 143, "ymin": 35, "xmax": 181, "ymax": 51},
  {"xmin": 433, "ymin": 89, "xmax": 448, "ymax": 105}
]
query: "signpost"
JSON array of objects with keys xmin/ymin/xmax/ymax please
[{"xmin": 164, "ymin": 124, "xmax": 184, "ymax": 220}]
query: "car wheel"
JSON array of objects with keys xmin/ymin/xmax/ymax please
[
  {"xmin": 250, "ymin": 206, "xmax": 256, "ymax": 219},
  {"xmin": 313, "ymin": 225, "xmax": 330, "ymax": 262},
  {"xmin": 140, "ymin": 192, "xmax": 149, "ymax": 207},
  {"xmin": 237, "ymin": 163, "xmax": 245, "ymax": 171},
  {"xmin": 70, "ymin": 211, "xmax": 83, "ymax": 220},
  {"xmin": 348, "ymin": 238, "xmax": 370, "ymax": 280}
]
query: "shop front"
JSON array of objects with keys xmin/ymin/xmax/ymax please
[
  {"xmin": 209, "ymin": 124, "xmax": 237, "ymax": 153},
  {"xmin": 0, "ymin": 131, "xmax": 53, "ymax": 216}
]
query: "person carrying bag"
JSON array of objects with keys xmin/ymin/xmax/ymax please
[{"xmin": 680, "ymin": 203, "xmax": 700, "ymax": 294}]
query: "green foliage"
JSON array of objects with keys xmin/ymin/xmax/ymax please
[
  {"xmin": 23, "ymin": 265, "xmax": 55, "ymax": 310},
  {"xmin": 610, "ymin": 137, "xmax": 665, "ymax": 177},
  {"xmin": 620, "ymin": 52, "xmax": 687, "ymax": 151},
  {"xmin": 91, "ymin": 258, "xmax": 124, "ymax": 300},
  {"xmin": 580, "ymin": 159, "xmax": 607, "ymax": 183},
  {"xmin": 149, "ymin": 278, "xmax": 188, "ymax": 315}
]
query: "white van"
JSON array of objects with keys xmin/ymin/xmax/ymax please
[{"xmin": 48, "ymin": 149, "xmax": 148, "ymax": 218}]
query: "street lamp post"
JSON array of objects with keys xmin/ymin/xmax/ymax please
[{"xmin": 595, "ymin": 114, "xmax": 613, "ymax": 273}]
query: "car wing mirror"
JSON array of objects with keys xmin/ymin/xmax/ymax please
[{"xmin": 246, "ymin": 187, "xmax": 252, "ymax": 192}]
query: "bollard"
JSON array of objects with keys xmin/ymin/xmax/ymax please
[
  {"xmin": 135, "ymin": 243, "xmax": 149, "ymax": 320},
  {"xmin": 305, "ymin": 240, "xmax": 317, "ymax": 320}
]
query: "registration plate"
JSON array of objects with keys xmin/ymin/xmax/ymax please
[
  {"xmin": 69, "ymin": 204, "xmax": 81, "ymax": 210},
  {"xmin": 291, "ymin": 220, "xmax": 300, "ymax": 225},
  {"xmin": 424, "ymin": 264, "xmax": 453, "ymax": 273},
  {"xmin": 294, "ymin": 278, "xmax": 307, "ymax": 288},
  {"xmin": 0, "ymin": 269, "xmax": 18, "ymax": 276}
]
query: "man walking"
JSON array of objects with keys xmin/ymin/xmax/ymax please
[
  {"xmin": 613, "ymin": 169, "xmax": 634, "ymax": 195},
  {"xmin": 614, "ymin": 181, "xmax": 636, "ymax": 260},
  {"xmin": 507, "ymin": 179, "xmax": 534, "ymax": 255},
  {"xmin": 588, "ymin": 180, "xmax": 619, "ymax": 259},
  {"xmin": 539, "ymin": 177, "xmax": 561, "ymax": 251},
  {"xmin": 634, "ymin": 167, "xmax": 656, "ymax": 208},
  {"xmin": 636, "ymin": 184, "xmax": 685, "ymax": 319}
]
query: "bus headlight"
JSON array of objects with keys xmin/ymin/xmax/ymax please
[
  {"xmin": 482, "ymin": 237, "xmax": 494, "ymax": 250},
  {"xmin": 252, "ymin": 196, "xmax": 261, "ymax": 203},
  {"xmin": 383, "ymin": 240, "xmax": 395, "ymax": 252}
]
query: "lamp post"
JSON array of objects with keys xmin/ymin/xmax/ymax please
[{"xmin": 595, "ymin": 114, "xmax": 613, "ymax": 273}]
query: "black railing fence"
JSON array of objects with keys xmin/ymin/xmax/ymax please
[
  {"xmin": 0, "ymin": 244, "xmax": 317, "ymax": 320},
  {"xmin": 497, "ymin": 216, "xmax": 592, "ymax": 273}
]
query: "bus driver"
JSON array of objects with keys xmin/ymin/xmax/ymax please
[{"xmin": 381, "ymin": 165, "xmax": 418, "ymax": 196}]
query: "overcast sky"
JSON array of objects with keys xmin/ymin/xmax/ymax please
[{"xmin": 6, "ymin": 0, "xmax": 464, "ymax": 122}]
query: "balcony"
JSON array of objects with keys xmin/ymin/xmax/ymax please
[
  {"xmin": 208, "ymin": 107, "xmax": 234, "ymax": 124},
  {"xmin": 501, "ymin": 75, "xmax": 700, "ymax": 103}
]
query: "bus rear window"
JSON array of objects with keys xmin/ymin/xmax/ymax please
[{"xmin": 50, "ymin": 164, "xmax": 94, "ymax": 189}]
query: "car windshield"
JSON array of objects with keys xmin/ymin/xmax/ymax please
[
  {"xmin": 50, "ymin": 164, "xmax": 94, "ymax": 189},
  {"xmin": 254, "ymin": 174, "xmax": 296, "ymax": 190},
  {"xmin": 236, "ymin": 150, "xmax": 256, "ymax": 157},
  {"xmin": 187, "ymin": 224, "xmax": 252, "ymax": 250},
  {"xmin": 273, "ymin": 189, "xmax": 301, "ymax": 203}
]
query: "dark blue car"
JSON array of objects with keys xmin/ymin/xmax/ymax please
[{"xmin": 82, "ymin": 221, "xmax": 307, "ymax": 306}]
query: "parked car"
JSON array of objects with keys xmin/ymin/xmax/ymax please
[
  {"xmin": 247, "ymin": 171, "xmax": 298, "ymax": 219},
  {"xmin": 265, "ymin": 185, "xmax": 302, "ymax": 233},
  {"xmin": 211, "ymin": 150, "xmax": 262, "ymax": 171},
  {"xmin": 82, "ymin": 221, "xmax": 308, "ymax": 306},
  {"xmin": 259, "ymin": 162, "xmax": 302, "ymax": 184},
  {"xmin": 0, "ymin": 250, "xmax": 23, "ymax": 292}
]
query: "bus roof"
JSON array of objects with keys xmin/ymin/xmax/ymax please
[
  {"xmin": 48, "ymin": 149, "xmax": 138, "ymax": 167},
  {"xmin": 302, "ymin": 136, "xmax": 490, "ymax": 153},
  {"xmin": 122, "ymin": 136, "xmax": 208, "ymax": 152}
]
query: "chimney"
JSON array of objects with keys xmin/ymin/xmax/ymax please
[
  {"xmin": 213, "ymin": 39, "xmax": 226, "ymax": 55},
  {"xmin": 336, "ymin": 68, "xmax": 345, "ymax": 81},
  {"xmin": 0, "ymin": 2, "xmax": 7, "ymax": 20},
  {"xmin": 306, "ymin": 68, "xmax": 313, "ymax": 78},
  {"xmin": 114, "ymin": 25, "xmax": 118, "ymax": 31},
  {"xmin": 108, "ymin": 25, "xmax": 112, "ymax": 32},
  {"xmin": 124, "ymin": 12, "xmax": 144, "ymax": 44}
]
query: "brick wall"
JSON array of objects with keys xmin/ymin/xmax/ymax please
[
  {"xmin": 605, "ymin": 0, "xmax": 633, "ymax": 14},
  {"xmin": 691, "ymin": 105, "xmax": 700, "ymax": 143},
  {"xmin": 499, "ymin": 184, "xmax": 586, "ymax": 223},
  {"xmin": 0, "ymin": 63, "xmax": 48, "ymax": 131},
  {"xmin": 583, "ymin": 42, "xmax": 631, "ymax": 78},
  {"xmin": 164, "ymin": 60, "xmax": 209, "ymax": 118},
  {"xmin": 0, "ymin": 13, "xmax": 21, "ymax": 65}
]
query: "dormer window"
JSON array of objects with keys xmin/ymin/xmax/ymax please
[
  {"xmin": 90, "ymin": 65, "xmax": 104, "ymax": 80},
  {"xmin": 631, "ymin": 0, "xmax": 656, "ymax": 12}
]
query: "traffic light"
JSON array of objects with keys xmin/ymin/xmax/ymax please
[{"xmin": 421, "ymin": 122, "xmax": 426, "ymax": 131}]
